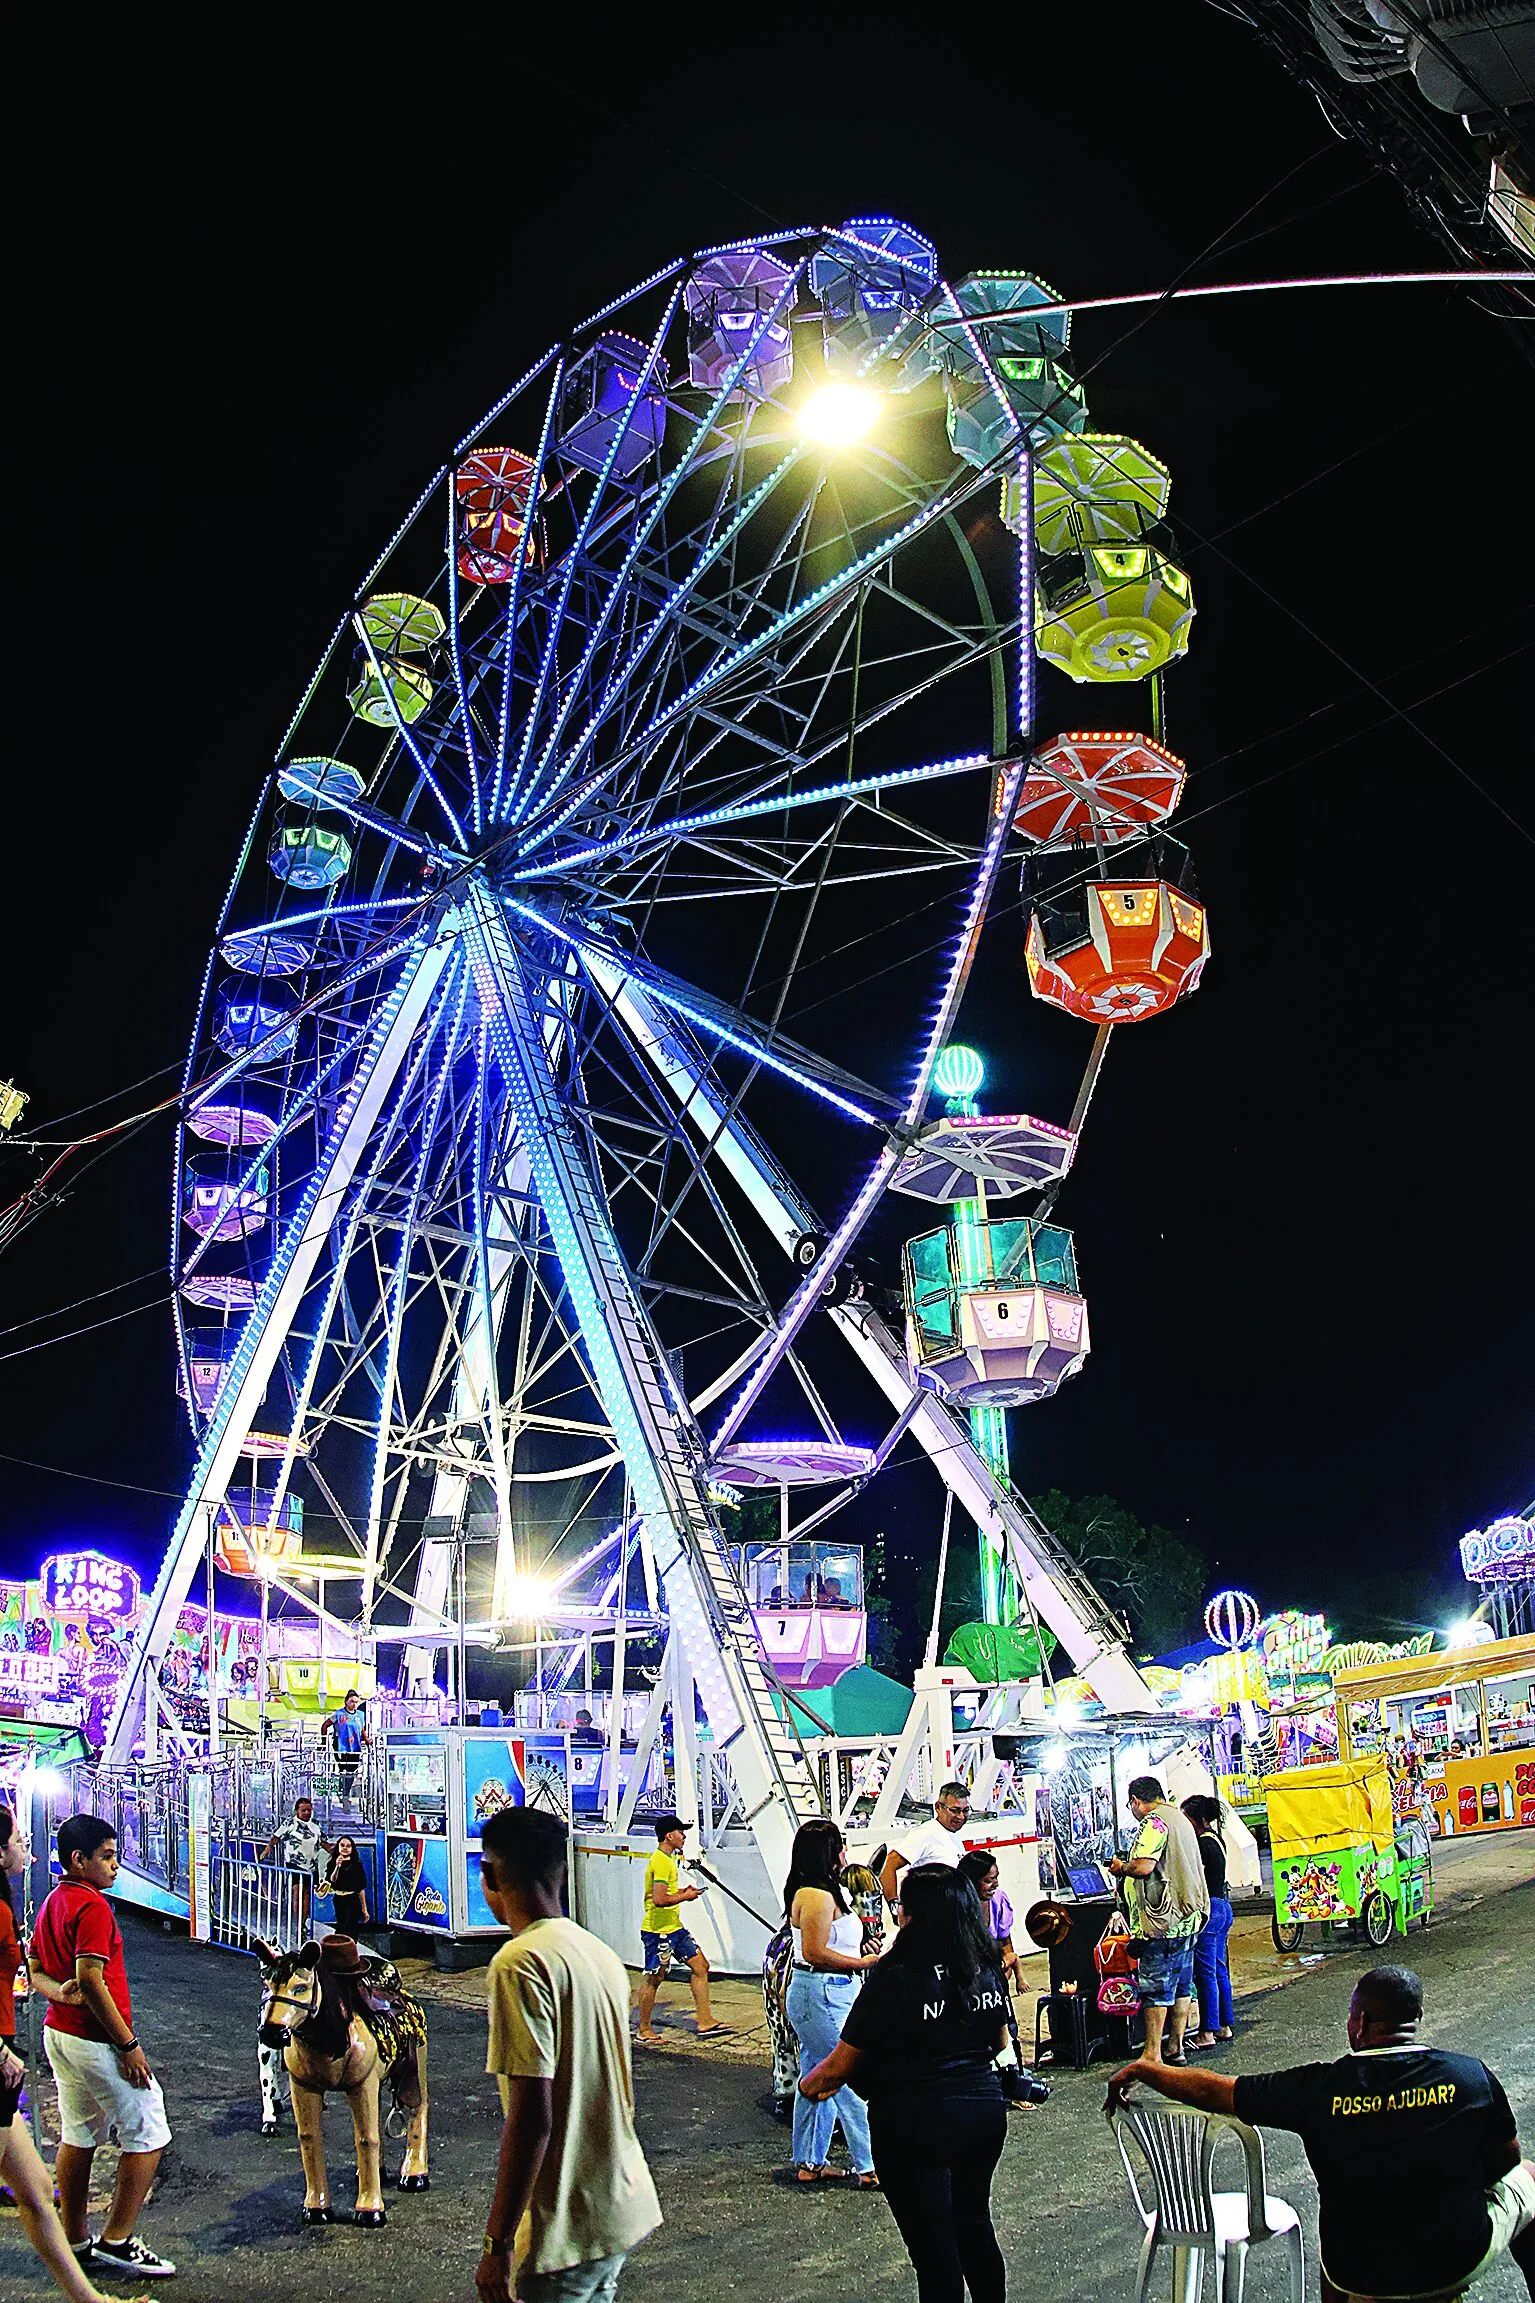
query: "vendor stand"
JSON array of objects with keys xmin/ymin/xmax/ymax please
[
  {"xmin": 1332, "ymin": 1632, "xmax": 1535, "ymax": 1837},
  {"xmin": 382, "ymin": 1725, "xmax": 572, "ymax": 1942},
  {"xmin": 1264, "ymin": 1756, "xmax": 1433, "ymax": 1951}
]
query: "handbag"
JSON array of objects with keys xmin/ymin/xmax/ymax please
[{"xmin": 1093, "ymin": 1910, "xmax": 1139, "ymax": 2013}]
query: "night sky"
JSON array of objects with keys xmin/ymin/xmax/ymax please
[{"xmin": 4, "ymin": 14, "xmax": 1532, "ymax": 1649}]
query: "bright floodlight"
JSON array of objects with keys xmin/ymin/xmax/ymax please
[
  {"xmin": 501, "ymin": 1572, "xmax": 553, "ymax": 1618},
  {"xmin": 799, "ymin": 382, "xmax": 882, "ymax": 447}
]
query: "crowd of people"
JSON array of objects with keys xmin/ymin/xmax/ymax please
[{"xmin": 2, "ymin": 1781, "xmax": 1533, "ymax": 2303}]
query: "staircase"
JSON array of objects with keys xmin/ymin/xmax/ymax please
[{"xmin": 469, "ymin": 896, "xmax": 821, "ymax": 1879}]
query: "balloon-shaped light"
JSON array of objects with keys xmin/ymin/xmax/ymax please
[
  {"xmin": 1204, "ymin": 1588, "xmax": 1260, "ymax": 1651},
  {"xmin": 933, "ymin": 1043, "xmax": 985, "ymax": 1108}
]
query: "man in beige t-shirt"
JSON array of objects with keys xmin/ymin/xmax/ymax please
[{"xmin": 478, "ymin": 1807, "xmax": 661, "ymax": 2303}]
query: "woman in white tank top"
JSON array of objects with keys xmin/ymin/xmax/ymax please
[{"xmin": 784, "ymin": 1819, "xmax": 880, "ymax": 2187}]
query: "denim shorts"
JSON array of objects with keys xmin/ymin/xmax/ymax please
[
  {"xmin": 640, "ymin": 1927, "xmax": 700, "ymax": 1973},
  {"xmin": 1135, "ymin": 1935, "xmax": 1197, "ymax": 2007}
]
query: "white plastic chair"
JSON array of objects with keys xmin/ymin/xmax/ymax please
[{"xmin": 1112, "ymin": 2103, "xmax": 1305, "ymax": 2303}]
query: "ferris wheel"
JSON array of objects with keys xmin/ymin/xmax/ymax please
[{"xmin": 107, "ymin": 219, "xmax": 1203, "ymax": 1875}]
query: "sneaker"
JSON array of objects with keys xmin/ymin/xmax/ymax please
[{"xmin": 89, "ymin": 2233, "xmax": 177, "ymax": 2279}]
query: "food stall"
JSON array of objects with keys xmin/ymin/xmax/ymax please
[
  {"xmin": 1333, "ymin": 1632, "xmax": 1535, "ymax": 1835},
  {"xmin": 1263, "ymin": 1756, "xmax": 1433, "ymax": 1950}
]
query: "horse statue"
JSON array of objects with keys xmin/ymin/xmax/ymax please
[{"xmin": 256, "ymin": 1934, "xmax": 430, "ymax": 2225}]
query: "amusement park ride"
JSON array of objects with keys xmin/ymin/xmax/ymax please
[{"xmin": 103, "ymin": 218, "xmax": 1216, "ymax": 1894}]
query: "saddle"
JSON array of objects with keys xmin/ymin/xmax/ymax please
[{"xmin": 319, "ymin": 1936, "xmax": 426, "ymax": 2110}]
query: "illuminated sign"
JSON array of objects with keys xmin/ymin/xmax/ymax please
[
  {"xmin": 1260, "ymin": 1610, "xmax": 1331, "ymax": 1680},
  {"xmin": 0, "ymin": 1650, "xmax": 70, "ymax": 1693},
  {"xmin": 1460, "ymin": 1516, "xmax": 1535, "ymax": 1587},
  {"xmin": 40, "ymin": 1550, "xmax": 140, "ymax": 1621}
]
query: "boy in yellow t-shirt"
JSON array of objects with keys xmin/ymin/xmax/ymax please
[{"xmin": 635, "ymin": 1816, "xmax": 725, "ymax": 2044}]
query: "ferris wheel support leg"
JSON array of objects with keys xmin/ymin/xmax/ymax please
[
  {"xmin": 466, "ymin": 899, "xmax": 819, "ymax": 1884},
  {"xmin": 103, "ymin": 943, "xmax": 451, "ymax": 1765},
  {"xmin": 605, "ymin": 980, "xmax": 1159, "ymax": 1714}
]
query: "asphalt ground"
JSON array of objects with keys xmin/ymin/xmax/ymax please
[{"xmin": 2, "ymin": 1838, "xmax": 1531, "ymax": 2303}]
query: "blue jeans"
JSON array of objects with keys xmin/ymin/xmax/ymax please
[
  {"xmin": 520, "ymin": 2255, "xmax": 627, "ymax": 2301},
  {"xmin": 1193, "ymin": 1896, "xmax": 1234, "ymax": 2032},
  {"xmin": 786, "ymin": 1970, "xmax": 872, "ymax": 2174}
]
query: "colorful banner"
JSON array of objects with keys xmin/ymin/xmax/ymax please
[
  {"xmin": 1429, "ymin": 1754, "xmax": 1535, "ymax": 1836},
  {"xmin": 385, "ymin": 1833, "xmax": 451, "ymax": 1928}
]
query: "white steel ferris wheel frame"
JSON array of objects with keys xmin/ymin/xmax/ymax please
[{"xmin": 107, "ymin": 226, "xmax": 1157, "ymax": 1885}]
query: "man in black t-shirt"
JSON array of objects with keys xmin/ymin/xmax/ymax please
[{"xmin": 1106, "ymin": 1966, "xmax": 1535, "ymax": 2301}]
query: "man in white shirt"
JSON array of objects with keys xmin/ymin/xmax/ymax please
[
  {"xmin": 259, "ymin": 1798, "xmax": 326, "ymax": 1879},
  {"xmin": 878, "ymin": 1781, "xmax": 970, "ymax": 1909}
]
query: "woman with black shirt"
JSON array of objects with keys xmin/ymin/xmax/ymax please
[
  {"xmin": 319, "ymin": 1835, "xmax": 369, "ymax": 1936},
  {"xmin": 801, "ymin": 1863, "xmax": 1010, "ymax": 2301},
  {"xmin": 1181, "ymin": 1794, "xmax": 1234, "ymax": 2047}
]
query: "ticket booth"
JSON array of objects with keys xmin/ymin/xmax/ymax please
[{"xmin": 382, "ymin": 1726, "xmax": 572, "ymax": 1939}]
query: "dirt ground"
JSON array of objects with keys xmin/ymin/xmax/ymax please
[{"xmin": 3, "ymin": 1832, "xmax": 1532, "ymax": 2302}]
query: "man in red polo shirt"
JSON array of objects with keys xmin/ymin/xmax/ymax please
[{"xmin": 30, "ymin": 1814, "xmax": 175, "ymax": 2280}]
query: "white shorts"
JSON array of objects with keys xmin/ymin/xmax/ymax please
[{"xmin": 44, "ymin": 2031, "xmax": 173, "ymax": 2154}]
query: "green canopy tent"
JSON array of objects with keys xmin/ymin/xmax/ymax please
[{"xmin": 777, "ymin": 1665, "xmax": 915, "ymax": 1738}]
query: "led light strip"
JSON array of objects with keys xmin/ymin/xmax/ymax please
[
  {"xmin": 501, "ymin": 292, "xmax": 685, "ymax": 827},
  {"xmin": 351, "ymin": 614, "xmax": 468, "ymax": 851},
  {"xmin": 707, "ymin": 450, "xmax": 1039, "ymax": 1452},
  {"xmin": 487, "ymin": 353, "xmax": 568, "ymax": 827},
  {"xmin": 507, "ymin": 903, "xmax": 883, "ymax": 1127},
  {"xmin": 513, "ymin": 749, "xmax": 995, "ymax": 883},
  {"xmin": 509, "ymin": 269, "xmax": 811, "ymax": 828}
]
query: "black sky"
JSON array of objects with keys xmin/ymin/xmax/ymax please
[{"xmin": 3, "ymin": 10, "xmax": 1531, "ymax": 1641}]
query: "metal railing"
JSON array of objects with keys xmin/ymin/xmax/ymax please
[{"xmin": 214, "ymin": 1855, "xmax": 312, "ymax": 1953}]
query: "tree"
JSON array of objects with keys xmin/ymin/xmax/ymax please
[{"xmin": 1034, "ymin": 1491, "xmax": 1206, "ymax": 1655}]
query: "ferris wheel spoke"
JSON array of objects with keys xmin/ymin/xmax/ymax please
[
  {"xmin": 532, "ymin": 446, "xmax": 810, "ymax": 803},
  {"xmin": 521, "ymin": 910, "xmax": 897, "ymax": 1126},
  {"xmin": 485, "ymin": 353, "xmax": 569, "ymax": 829},
  {"xmin": 514, "ymin": 750, "xmax": 964, "ymax": 880},
  {"xmin": 469, "ymin": 1027, "xmax": 523, "ymax": 1612},
  {"xmin": 527, "ymin": 442, "xmax": 823, "ymax": 821},
  {"xmin": 499, "ymin": 289, "xmax": 684, "ymax": 828},
  {"xmin": 509, "ymin": 273, "xmax": 812, "ymax": 829},
  {"xmin": 258, "ymin": 953, "xmax": 476, "ymax": 1535},
  {"xmin": 350, "ymin": 612, "xmax": 469, "ymax": 849},
  {"xmin": 707, "ymin": 690, "xmax": 1039, "ymax": 1452},
  {"xmin": 358, "ymin": 959, "xmax": 474, "ymax": 1618},
  {"xmin": 107, "ymin": 939, "xmax": 452, "ymax": 1759},
  {"xmin": 463, "ymin": 891, "xmax": 820, "ymax": 1861}
]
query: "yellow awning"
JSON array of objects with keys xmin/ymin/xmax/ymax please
[
  {"xmin": 1261, "ymin": 1757, "xmax": 1395, "ymax": 1857},
  {"xmin": 1330, "ymin": 1632, "xmax": 1535, "ymax": 1706}
]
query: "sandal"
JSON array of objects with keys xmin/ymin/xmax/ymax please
[
  {"xmin": 1186, "ymin": 2033, "xmax": 1218, "ymax": 2052},
  {"xmin": 851, "ymin": 2172, "xmax": 881, "ymax": 2189}
]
